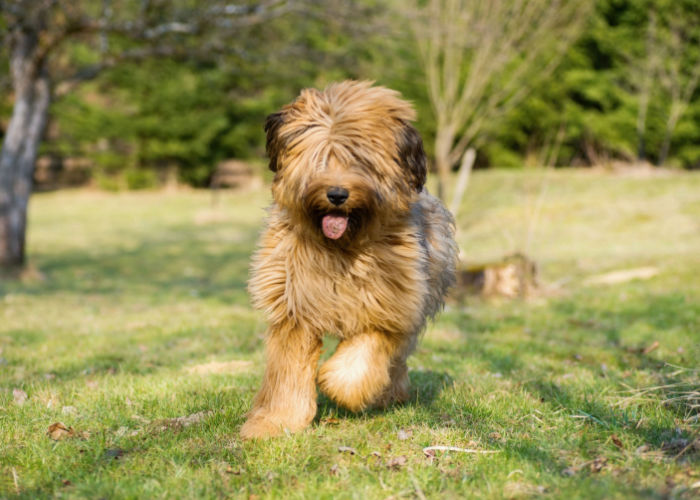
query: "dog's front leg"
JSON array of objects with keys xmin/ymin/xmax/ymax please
[
  {"xmin": 318, "ymin": 331, "xmax": 407, "ymax": 412},
  {"xmin": 240, "ymin": 324, "xmax": 321, "ymax": 439}
]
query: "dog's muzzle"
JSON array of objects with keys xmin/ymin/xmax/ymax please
[{"xmin": 319, "ymin": 187, "xmax": 349, "ymax": 239}]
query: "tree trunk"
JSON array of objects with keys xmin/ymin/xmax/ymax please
[
  {"xmin": 656, "ymin": 69, "xmax": 700, "ymax": 167},
  {"xmin": 637, "ymin": 13, "xmax": 656, "ymax": 162},
  {"xmin": 657, "ymin": 129, "xmax": 671, "ymax": 167},
  {"xmin": 657, "ymin": 105, "xmax": 681, "ymax": 167},
  {"xmin": 434, "ymin": 124, "xmax": 455, "ymax": 202},
  {"xmin": 0, "ymin": 23, "xmax": 51, "ymax": 272},
  {"xmin": 636, "ymin": 89, "xmax": 649, "ymax": 161},
  {"xmin": 449, "ymin": 147, "xmax": 475, "ymax": 216}
]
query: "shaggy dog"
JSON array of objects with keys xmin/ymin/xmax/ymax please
[{"xmin": 241, "ymin": 81, "xmax": 458, "ymax": 439}]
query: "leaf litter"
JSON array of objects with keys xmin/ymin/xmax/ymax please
[
  {"xmin": 12, "ymin": 389, "xmax": 28, "ymax": 405},
  {"xmin": 47, "ymin": 422, "xmax": 74, "ymax": 440},
  {"xmin": 151, "ymin": 410, "xmax": 214, "ymax": 432}
]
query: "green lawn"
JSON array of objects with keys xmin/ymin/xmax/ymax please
[{"xmin": 1, "ymin": 169, "xmax": 698, "ymax": 499}]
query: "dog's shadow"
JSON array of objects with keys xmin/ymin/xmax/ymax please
[{"xmin": 315, "ymin": 369, "xmax": 453, "ymax": 422}]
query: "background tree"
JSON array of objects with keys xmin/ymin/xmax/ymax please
[
  {"xmin": 0, "ymin": 3, "xmax": 52, "ymax": 272},
  {"xmin": 409, "ymin": 0, "xmax": 591, "ymax": 202},
  {"xmin": 0, "ymin": 0, "xmax": 371, "ymax": 272},
  {"xmin": 2, "ymin": 0, "xmax": 700, "ymax": 276},
  {"xmin": 48, "ymin": 2, "xmax": 379, "ymax": 189},
  {"xmin": 652, "ymin": 2, "xmax": 700, "ymax": 166}
]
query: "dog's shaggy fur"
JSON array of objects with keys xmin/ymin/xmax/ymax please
[{"xmin": 240, "ymin": 81, "xmax": 458, "ymax": 439}]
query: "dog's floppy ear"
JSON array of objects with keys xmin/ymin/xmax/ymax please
[
  {"xmin": 264, "ymin": 111, "xmax": 285, "ymax": 172},
  {"xmin": 396, "ymin": 121, "xmax": 427, "ymax": 192}
]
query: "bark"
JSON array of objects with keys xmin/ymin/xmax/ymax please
[
  {"xmin": 0, "ymin": 22, "xmax": 51, "ymax": 271},
  {"xmin": 635, "ymin": 76, "xmax": 651, "ymax": 161},
  {"xmin": 635, "ymin": 12, "xmax": 656, "ymax": 162},
  {"xmin": 657, "ymin": 107, "xmax": 680, "ymax": 167},
  {"xmin": 433, "ymin": 123, "xmax": 455, "ymax": 201}
]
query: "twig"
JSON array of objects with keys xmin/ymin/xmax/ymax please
[
  {"xmin": 571, "ymin": 411, "xmax": 610, "ymax": 428},
  {"xmin": 673, "ymin": 430, "xmax": 699, "ymax": 461},
  {"xmin": 423, "ymin": 446, "xmax": 500, "ymax": 454},
  {"xmin": 12, "ymin": 467, "xmax": 19, "ymax": 494},
  {"xmin": 673, "ymin": 440, "xmax": 696, "ymax": 461}
]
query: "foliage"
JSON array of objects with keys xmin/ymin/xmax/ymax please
[
  {"xmin": 1, "ymin": 0, "xmax": 700, "ymax": 190},
  {"xmin": 1, "ymin": 171, "xmax": 698, "ymax": 497},
  {"xmin": 37, "ymin": 2, "xmax": 375, "ymax": 187},
  {"xmin": 486, "ymin": 0, "xmax": 700, "ymax": 168},
  {"xmin": 50, "ymin": 60, "xmax": 285, "ymax": 186},
  {"xmin": 410, "ymin": 0, "xmax": 591, "ymax": 202}
]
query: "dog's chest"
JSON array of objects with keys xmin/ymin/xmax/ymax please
[{"xmin": 284, "ymin": 241, "xmax": 427, "ymax": 336}]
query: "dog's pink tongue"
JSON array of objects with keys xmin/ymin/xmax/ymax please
[{"xmin": 322, "ymin": 214, "xmax": 348, "ymax": 239}]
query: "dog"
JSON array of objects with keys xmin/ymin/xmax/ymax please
[{"xmin": 240, "ymin": 81, "xmax": 458, "ymax": 439}]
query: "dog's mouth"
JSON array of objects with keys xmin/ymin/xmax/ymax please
[
  {"xmin": 302, "ymin": 182, "xmax": 377, "ymax": 242},
  {"xmin": 321, "ymin": 213, "xmax": 349, "ymax": 240},
  {"xmin": 310, "ymin": 208, "xmax": 367, "ymax": 242}
]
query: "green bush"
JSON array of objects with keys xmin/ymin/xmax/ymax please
[{"xmin": 125, "ymin": 168, "xmax": 158, "ymax": 190}]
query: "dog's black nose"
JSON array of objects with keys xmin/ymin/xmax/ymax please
[{"xmin": 327, "ymin": 187, "xmax": 349, "ymax": 206}]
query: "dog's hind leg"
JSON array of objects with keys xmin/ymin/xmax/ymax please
[
  {"xmin": 318, "ymin": 331, "xmax": 410, "ymax": 412},
  {"xmin": 374, "ymin": 355, "xmax": 411, "ymax": 409},
  {"xmin": 240, "ymin": 324, "xmax": 321, "ymax": 439}
]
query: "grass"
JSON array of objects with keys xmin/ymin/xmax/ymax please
[{"xmin": 1, "ymin": 169, "xmax": 699, "ymax": 499}]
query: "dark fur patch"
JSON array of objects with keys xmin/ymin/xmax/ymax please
[
  {"xmin": 264, "ymin": 112, "xmax": 285, "ymax": 172},
  {"xmin": 396, "ymin": 122, "xmax": 427, "ymax": 192}
]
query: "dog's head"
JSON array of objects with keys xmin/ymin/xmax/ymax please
[{"xmin": 264, "ymin": 81, "xmax": 427, "ymax": 245}]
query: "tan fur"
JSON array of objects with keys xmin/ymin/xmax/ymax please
[{"xmin": 240, "ymin": 81, "xmax": 458, "ymax": 439}]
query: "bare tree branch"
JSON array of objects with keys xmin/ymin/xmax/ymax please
[
  {"xmin": 653, "ymin": 5, "xmax": 700, "ymax": 166},
  {"xmin": 410, "ymin": 0, "xmax": 590, "ymax": 201}
]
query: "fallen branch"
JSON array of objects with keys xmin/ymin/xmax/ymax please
[
  {"xmin": 583, "ymin": 267, "xmax": 658, "ymax": 286},
  {"xmin": 12, "ymin": 467, "xmax": 19, "ymax": 494},
  {"xmin": 423, "ymin": 446, "xmax": 500, "ymax": 455}
]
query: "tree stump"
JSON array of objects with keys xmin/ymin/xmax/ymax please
[{"xmin": 452, "ymin": 253, "xmax": 538, "ymax": 300}]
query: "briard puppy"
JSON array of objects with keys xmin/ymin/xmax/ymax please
[{"xmin": 241, "ymin": 81, "xmax": 458, "ymax": 439}]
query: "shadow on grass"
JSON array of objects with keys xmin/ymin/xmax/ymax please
[
  {"xmin": 315, "ymin": 369, "xmax": 454, "ymax": 422},
  {"xmin": 3, "ymin": 222, "xmax": 260, "ymax": 306},
  {"xmin": 10, "ymin": 321, "xmax": 263, "ymax": 386},
  {"xmin": 527, "ymin": 379, "xmax": 698, "ymax": 461},
  {"xmin": 550, "ymin": 292, "xmax": 700, "ymax": 423},
  {"xmin": 430, "ymin": 293, "xmax": 700, "ymax": 469},
  {"xmin": 551, "ymin": 291, "xmax": 699, "ymax": 348}
]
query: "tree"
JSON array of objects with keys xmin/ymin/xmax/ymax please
[
  {"xmin": 0, "ymin": 4, "xmax": 51, "ymax": 272},
  {"xmin": 630, "ymin": 12, "xmax": 658, "ymax": 162},
  {"xmin": 615, "ymin": 0, "xmax": 700, "ymax": 166},
  {"xmin": 410, "ymin": 0, "xmax": 590, "ymax": 202},
  {"xmin": 652, "ymin": 3, "xmax": 700, "ymax": 166},
  {"xmin": 0, "ymin": 0, "xmax": 308, "ymax": 272}
]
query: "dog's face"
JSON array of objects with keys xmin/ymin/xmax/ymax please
[{"xmin": 264, "ymin": 81, "xmax": 427, "ymax": 245}]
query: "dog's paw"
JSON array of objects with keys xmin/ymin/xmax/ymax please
[
  {"xmin": 240, "ymin": 413, "xmax": 285, "ymax": 440},
  {"xmin": 318, "ymin": 356, "xmax": 390, "ymax": 412},
  {"xmin": 240, "ymin": 405, "xmax": 316, "ymax": 439},
  {"xmin": 373, "ymin": 374, "xmax": 410, "ymax": 409}
]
